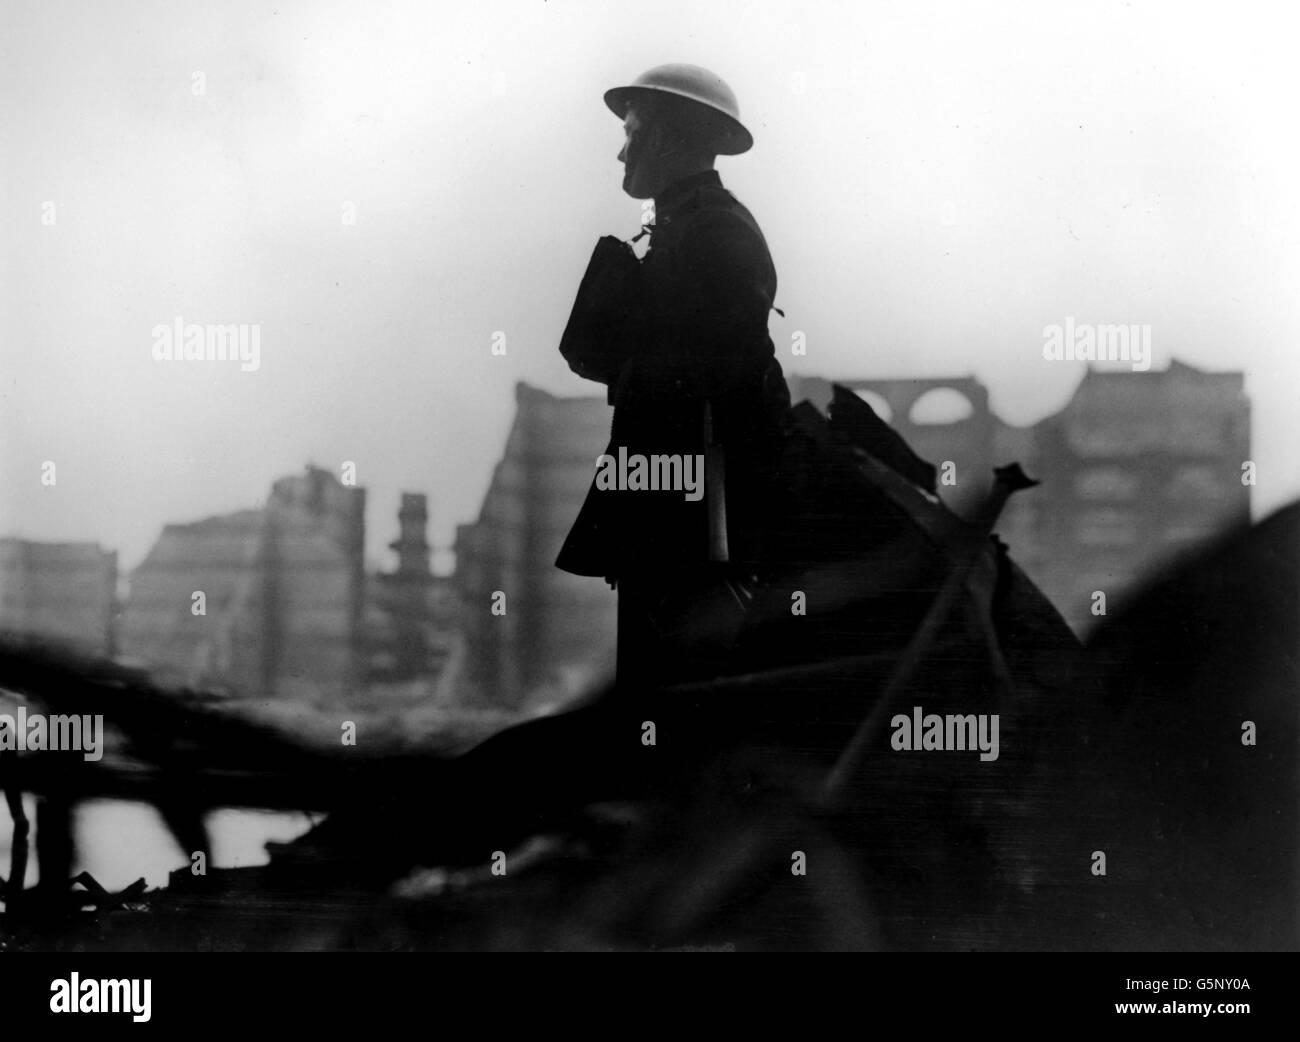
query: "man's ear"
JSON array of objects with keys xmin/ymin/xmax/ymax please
[
  {"xmin": 651, "ymin": 120, "xmax": 690, "ymax": 161},
  {"xmin": 635, "ymin": 117, "xmax": 662, "ymax": 155}
]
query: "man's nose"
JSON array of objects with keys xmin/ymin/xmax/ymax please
[{"xmin": 617, "ymin": 141, "xmax": 627, "ymax": 164}]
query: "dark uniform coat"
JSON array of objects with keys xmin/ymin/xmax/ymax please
[{"xmin": 556, "ymin": 169, "xmax": 790, "ymax": 582}]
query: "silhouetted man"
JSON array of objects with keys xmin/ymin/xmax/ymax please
[
  {"xmin": 557, "ymin": 64, "xmax": 790, "ymax": 688},
  {"xmin": 283, "ymin": 67, "xmax": 796, "ymax": 880}
]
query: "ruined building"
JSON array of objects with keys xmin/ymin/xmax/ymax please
[
  {"xmin": 0, "ymin": 539, "xmax": 118, "ymax": 655},
  {"xmin": 454, "ymin": 383, "xmax": 618, "ymax": 710},
  {"xmin": 120, "ymin": 466, "xmax": 366, "ymax": 705},
  {"xmin": 455, "ymin": 363, "xmax": 1250, "ymax": 707},
  {"xmin": 791, "ymin": 361, "xmax": 1250, "ymax": 634},
  {"xmin": 117, "ymin": 469, "xmax": 461, "ymax": 708}
]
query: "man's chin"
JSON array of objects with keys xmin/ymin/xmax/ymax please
[{"xmin": 622, "ymin": 170, "xmax": 653, "ymax": 200}]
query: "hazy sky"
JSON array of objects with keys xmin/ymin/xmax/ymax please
[{"xmin": 3, "ymin": 0, "xmax": 1297, "ymax": 574}]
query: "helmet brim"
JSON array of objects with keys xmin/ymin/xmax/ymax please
[{"xmin": 604, "ymin": 85, "xmax": 754, "ymax": 155}]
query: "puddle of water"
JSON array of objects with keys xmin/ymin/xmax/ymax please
[{"xmin": 0, "ymin": 796, "xmax": 319, "ymax": 896}]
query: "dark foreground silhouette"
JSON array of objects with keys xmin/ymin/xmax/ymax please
[{"xmin": 1, "ymin": 390, "xmax": 1294, "ymax": 950}]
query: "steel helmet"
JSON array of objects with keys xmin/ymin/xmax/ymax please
[{"xmin": 604, "ymin": 63, "xmax": 753, "ymax": 155}]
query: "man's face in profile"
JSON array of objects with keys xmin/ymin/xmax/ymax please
[{"xmin": 618, "ymin": 104, "xmax": 658, "ymax": 200}]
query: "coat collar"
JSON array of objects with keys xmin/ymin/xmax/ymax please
[{"xmin": 654, "ymin": 169, "xmax": 723, "ymax": 225}]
